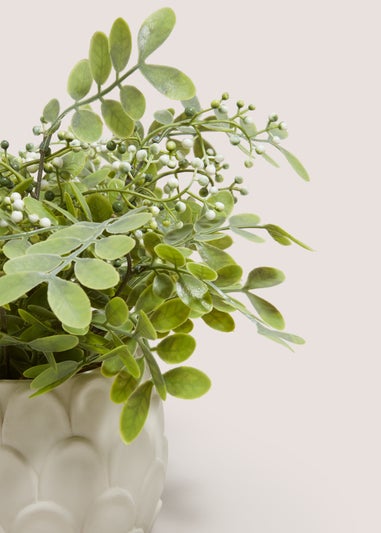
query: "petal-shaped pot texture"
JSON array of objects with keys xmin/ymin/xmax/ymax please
[{"xmin": 0, "ymin": 370, "xmax": 167, "ymax": 533}]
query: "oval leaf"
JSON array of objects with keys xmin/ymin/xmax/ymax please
[
  {"xmin": 107, "ymin": 212, "xmax": 152, "ymax": 234},
  {"xmin": 229, "ymin": 213, "xmax": 261, "ymax": 228},
  {"xmin": 3, "ymin": 254, "xmax": 63, "ymax": 274},
  {"xmin": 67, "ymin": 59, "xmax": 93, "ymax": 101},
  {"xmin": 27, "ymin": 237, "xmax": 81, "ymax": 256},
  {"xmin": 30, "ymin": 361, "xmax": 79, "ymax": 395},
  {"xmin": 120, "ymin": 381, "xmax": 153, "ymax": 443},
  {"xmin": 186, "ymin": 262, "xmax": 217, "ymax": 281},
  {"xmin": 0, "ymin": 272, "xmax": 44, "ymax": 306},
  {"xmin": 29, "ymin": 335, "xmax": 79, "ymax": 353},
  {"xmin": 154, "ymin": 243, "xmax": 186, "ymax": 267},
  {"xmin": 246, "ymin": 292, "xmax": 285, "ymax": 330},
  {"xmin": 150, "ymin": 298, "xmax": 190, "ymax": 332},
  {"xmin": 105, "ymin": 297, "xmax": 129, "ymax": 326},
  {"xmin": 43, "ymin": 98, "xmax": 60, "ymax": 123},
  {"xmin": 89, "ymin": 31, "xmax": 112, "ymax": 85},
  {"xmin": 152, "ymin": 273, "xmax": 174, "ymax": 299},
  {"xmin": 71, "ymin": 109, "xmax": 103, "ymax": 142},
  {"xmin": 278, "ymin": 146, "xmax": 310, "ymax": 181},
  {"xmin": 245, "ymin": 267, "xmax": 285, "ymax": 289},
  {"xmin": 201, "ymin": 308, "xmax": 235, "ymax": 332},
  {"xmin": 75, "ymin": 258, "xmax": 119, "ymax": 289},
  {"xmin": 164, "ymin": 366, "xmax": 211, "ymax": 399},
  {"xmin": 156, "ymin": 333, "xmax": 196, "ymax": 364},
  {"xmin": 101, "ymin": 99, "xmax": 134, "ymax": 137},
  {"xmin": 86, "ymin": 193, "xmax": 113, "ymax": 222},
  {"xmin": 109, "ymin": 17, "xmax": 132, "ymax": 72},
  {"xmin": 140, "ymin": 64, "xmax": 196, "ymax": 100},
  {"xmin": 47, "ymin": 277, "xmax": 92, "ymax": 329},
  {"xmin": 111, "ymin": 369, "xmax": 139, "ymax": 403},
  {"xmin": 176, "ymin": 274, "xmax": 212, "ymax": 315},
  {"xmin": 120, "ymin": 85, "xmax": 146, "ymax": 120},
  {"xmin": 138, "ymin": 7, "xmax": 176, "ymax": 61},
  {"xmin": 95, "ymin": 235, "xmax": 135, "ymax": 260}
]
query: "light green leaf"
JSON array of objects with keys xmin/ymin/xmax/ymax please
[
  {"xmin": 82, "ymin": 168, "xmax": 110, "ymax": 188},
  {"xmin": 23, "ymin": 196, "xmax": 57, "ymax": 224},
  {"xmin": 69, "ymin": 182, "xmax": 93, "ymax": 221},
  {"xmin": 29, "ymin": 335, "xmax": 79, "ymax": 353},
  {"xmin": 229, "ymin": 213, "xmax": 261, "ymax": 228},
  {"xmin": 140, "ymin": 64, "xmax": 196, "ymax": 100},
  {"xmin": 138, "ymin": 7, "xmax": 176, "ymax": 61},
  {"xmin": 264, "ymin": 224, "xmax": 312, "ymax": 250},
  {"xmin": 164, "ymin": 366, "xmax": 211, "ymax": 399},
  {"xmin": 230, "ymin": 226, "xmax": 265, "ymax": 243},
  {"xmin": 150, "ymin": 298, "xmax": 190, "ymax": 332},
  {"xmin": 27, "ymin": 237, "xmax": 81, "ymax": 256},
  {"xmin": 120, "ymin": 85, "xmax": 146, "ymax": 120},
  {"xmin": 176, "ymin": 274, "xmax": 212, "ymax": 315},
  {"xmin": 43, "ymin": 98, "xmax": 60, "ymax": 123},
  {"xmin": 47, "ymin": 277, "xmax": 92, "ymax": 329},
  {"xmin": 71, "ymin": 109, "xmax": 103, "ymax": 142},
  {"xmin": 109, "ymin": 344, "xmax": 140, "ymax": 379},
  {"xmin": 30, "ymin": 360, "xmax": 79, "ymax": 394},
  {"xmin": 74, "ymin": 258, "xmax": 119, "ymax": 289},
  {"xmin": 140, "ymin": 341, "xmax": 166, "ymax": 400},
  {"xmin": 61, "ymin": 150, "xmax": 87, "ymax": 177},
  {"xmin": 154, "ymin": 243, "xmax": 186, "ymax": 267},
  {"xmin": 152, "ymin": 273, "xmax": 174, "ymax": 299},
  {"xmin": 89, "ymin": 31, "xmax": 112, "ymax": 85},
  {"xmin": 109, "ymin": 18, "xmax": 132, "ymax": 72},
  {"xmin": 2, "ymin": 238, "xmax": 30, "ymax": 259},
  {"xmin": 215, "ymin": 264, "xmax": 243, "ymax": 287},
  {"xmin": 277, "ymin": 146, "xmax": 310, "ymax": 181},
  {"xmin": 135, "ymin": 310, "xmax": 157, "ymax": 340},
  {"xmin": 0, "ymin": 272, "xmax": 44, "ymax": 306},
  {"xmin": 111, "ymin": 369, "xmax": 139, "ymax": 403},
  {"xmin": 201, "ymin": 308, "xmax": 235, "ymax": 332},
  {"xmin": 156, "ymin": 333, "xmax": 196, "ymax": 363},
  {"xmin": 245, "ymin": 267, "xmax": 285, "ymax": 289},
  {"xmin": 257, "ymin": 323, "xmax": 305, "ymax": 345},
  {"xmin": 95, "ymin": 235, "xmax": 135, "ymax": 260},
  {"xmin": 101, "ymin": 355, "xmax": 124, "ymax": 377},
  {"xmin": 107, "ymin": 211, "xmax": 152, "ymax": 234},
  {"xmin": 197, "ymin": 242, "xmax": 236, "ymax": 270},
  {"xmin": 135, "ymin": 285, "xmax": 164, "ymax": 314},
  {"xmin": 23, "ymin": 364, "xmax": 50, "ymax": 379},
  {"xmin": 4, "ymin": 254, "xmax": 63, "ymax": 274},
  {"xmin": 120, "ymin": 381, "xmax": 154, "ymax": 443},
  {"xmin": 105, "ymin": 297, "xmax": 129, "ymax": 326},
  {"xmin": 67, "ymin": 59, "xmax": 93, "ymax": 101},
  {"xmin": 101, "ymin": 99, "xmax": 134, "ymax": 138},
  {"xmin": 48, "ymin": 222, "xmax": 98, "ymax": 241},
  {"xmin": 246, "ymin": 292, "xmax": 285, "ymax": 330},
  {"xmin": 86, "ymin": 193, "xmax": 113, "ymax": 222},
  {"xmin": 186, "ymin": 262, "xmax": 218, "ymax": 281},
  {"xmin": 164, "ymin": 224, "xmax": 194, "ymax": 245},
  {"xmin": 153, "ymin": 109, "xmax": 174, "ymax": 124}
]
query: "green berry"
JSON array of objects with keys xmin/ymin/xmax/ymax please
[
  {"xmin": 113, "ymin": 259, "xmax": 123, "ymax": 268},
  {"xmin": 112, "ymin": 201, "xmax": 123, "ymax": 213},
  {"xmin": 1, "ymin": 140, "xmax": 9, "ymax": 151},
  {"xmin": 221, "ymin": 92, "xmax": 229, "ymax": 100},
  {"xmin": 44, "ymin": 190, "xmax": 55, "ymax": 201},
  {"xmin": 106, "ymin": 141, "xmax": 116, "ymax": 151},
  {"xmin": 117, "ymin": 143, "xmax": 127, "ymax": 154},
  {"xmin": 184, "ymin": 107, "xmax": 196, "ymax": 117},
  {"xmin": 199, "ymin": 187, "xmax": 208, "ymax": 197},
  {"xmin": 211, "ymin": 100, "xmax": 220, "ymax": 109},
  {"xmin": 236, "ymin": 100, "xmax": 245, "ymax": 108},
  {"xmin": 0, "ymin": 176, "xmax": 8, "ymax": 186},
  {"xmin": 166, "ymin": 140, "xmax": 177, "ymax": 152}
]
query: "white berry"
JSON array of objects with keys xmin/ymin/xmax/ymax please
[
  {"xmin": 11, "ymin": 211, "xmax": 23, "ymax": 223},
  {"xmin": 205, "ymin": 209, "xmax": 216, "ymax": 220},
  {"xmin": 39, "ymin": 217, "xmax": 52, "ymax": 228}
]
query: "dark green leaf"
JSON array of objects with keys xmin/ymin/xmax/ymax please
[
  {"xmin": 111, "ymin": 369, "xmax": 139, "ymax": 403},
  {"xmin": 86, "ymin": 193, "xmax": 113, "ymax": 222},
  {"xmin": 156, "ymin": 333, "xmax": 196, "ymax": 364},
  {"xmin": 71, "ymin": 110, "xmax": 103, "ymax": 142},
  {"xmin": 245, "ymin": 267, "xmax": 285, "ymax": 289},
  {"xmin": 120, "ymin": 381, "xmax": 154, "ymax": 443},
  {"xmin": 138, "ymin": 7, "xmax": 176, "ymax": 61},
  {"xmin": 109, "ymin": 18, "xmax": 132, "ymax": 73},
  {"xmin": 67, "ymin": 59, "xmax": 93, "ymax": 100},
  {"xmin": 164, "ymin": 366, "xmax": 211, "ymax": 399},
  {"xmin": 140, "ymin": 64, "xmax": 196, "ymax": 100},
  {"xmin": 89, "ymin": 31, "xmax": 112, "ymax": 85}
]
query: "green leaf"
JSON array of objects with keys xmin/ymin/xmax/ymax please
[
  {"xmin": 82, "ymin": 168, "xmax": 110, "ymax": 188},
  {"xmin": 109, "ymin": 18, "xmax": 132, "ymax": 73},
  {"xmin": 138, "ymin": 7, "xmax": 176, "ymax": 61},
  {"xmin": 140, "ymin": 342, "xmax": 166, "ymax": 400},
  {"xmin": 95, "ymin": 235, "xmax": 135, "ymax": 260},
  {"xmin": 48, "ymin": 222, "xmax": 98, "ymax": 241},
  {"xmin": 153, "ymin": 109, "xmax": 174, "ymax": 124},
  {"xmin": 23, "ymin": 196, "xmax": 57, "ymax": 224},
  {"xmin": 2, "ymin": 238, "xmax": 30, "ymax": 259},
  {"xmin": 186, "ymin": 262, "xmax": 217, "ymax": 281},
  {"xmin": 198, "ymin": 242, "xmax": 236, "ymax": 270},
  {"xmin": 43, "ymin": 98, "xmax": 60, "ymax": 123},
  {"xmin": 264, "ymin": 224, "xmax": 312, "ymax": 250},
  {"xmin": 105, "ymin": 297, "xmax": 129, "ymax": 326},
  {"xmin": 246, "ymin": 292, "xmax": 285, "ymax": 330},
  {"xmin": 111, "ymin": 369, "xmax": 139, "ymax": 403},
  {"xmin": 74, "ymin": 258, "xmax": 119, "ymax": 290},
  {"xmin": 257, "ymin": 323, "xmax": 305, "ymax": 346},
  {"xmin": 67, "ymin": 59, "xmax": 93, "ymax": 101},
  {"xmin": 215, "ymin": 264, "xmax": 243, "ymax": 287},
  {"xmin": 89, "ymin": 31, "xmax": 112, "ymax": 85},
  {"xmin": 150, "ymin": 298, "xmax": 190, "ymax": 332},
  {"xmin": 135, "ymin": 310, "xmax": 157, "ymax": 340},
  {"xmin": 152, "ymin": 273, "xmax": 174, "ymax": 299},
  {"xmin": 245, "ymin": 267, "xmax": 285, "ymax": 289},
  {"xmin": 23, "ymin": 364, "xmax": 50, "ymax": 379},
  {"xmin": 229, "ymin": 213, "xmax": 261, "ymax": 228},
  {"xmin": 120, "ymin": 381, "xmax": 153, "ymax": 443},
  {"xmin": 154, "ymin": 243, "xmax": 186, "ymax": 267},
  {"xmin": 173, "ymin": 319, "xmax": 194, "ymax": 334},
  {"xmin": 101, "ymin": 355, "xmax": 124, "ymax": 377},
  {"xmin": 30, "ymin": 360, "xmax": 79, "ymax": 395},
  {"xmin": 164, "ymin": 224, "xmax": 194, "ymax": 245},
  {"xmin": 277, "ymin": 146, "xmax": 310, "ymax": 181},
  {"xmin": 3, "ymin": 254, "xmax": 62, "ymax": 274},
  {"xmin": 140, "ymin": 64, "xmax": 196, "ymax": 100},
  {"xmin": 101, "ymin": 100, "xmax": 134, "ymax": 138},
  {"xmin": 29, "ymin": 335, "xmax": 79, "ymax": 353},
  {"xmin": 176, "ymin": 274, "xmax": 212, "ymax": 315},
  {"xmin": 156, "ymin": 333, "xmax": 196, "ymax": 364},
  {"xmin": 135, "ymin": 285, "xmax": 164, "ymax": 314},
  {"xmin": 86, "ymin": 193, "xmax": 113, "ymax": 222},
  {"xmin": 120, "ymin": 85, "xmax": 146, "ymax": 120},
  {"xmin": 107, "ymin": 211, "xmax": 152, "ymax": 234},
  {"xmin": 164, "ymin": 366, "xmax": 211, "ymax": 399},
  {"xmin": 27, "ymin": 237, "xmax": 81, "ymax": 256},
  {"xmin": 230, "ymin": 226, "xmax": 265, "ymax": 243},
  {"xmin": 47, "ymin": 277, "xmax": 92, "ymax": 329},
  {"xmin": 69, "ymin": 182, "xmax": 93, "ymax": 221},
  {"xmin": 71, "ymin": 110, "xmax": 103, "ymax": 142},
  {"xmin": 201, "ymin": 308, "xmax": 235, "ymax": 332},
  {"xmin": 112, "ymin": 344, "xmax": 140, "ymax": 379},
  {"xmin": 61, "ymin": 150, "xmax": 87, "ymax": 177},
  {"xmin": 0, "ymin": 272, "xmax": 44, "ymax": 306}
]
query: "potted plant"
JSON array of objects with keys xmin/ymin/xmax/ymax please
[{"xmin": 0, "ymin": 7, "xmax": 310, "ymax": 533}]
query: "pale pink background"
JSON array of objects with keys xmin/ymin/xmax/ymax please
[{"xmin": 1, "ymin": 1, "xmax": 380, "ymax": 531}]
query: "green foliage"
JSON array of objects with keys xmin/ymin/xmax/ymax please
[{"xmin": 0, "ymin": 7, "xmax": 310, "ymax": 443}]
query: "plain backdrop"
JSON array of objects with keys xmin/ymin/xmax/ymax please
[{"xmin": 1, "ymin": 1, "xmax": 380, "ymax": 531}]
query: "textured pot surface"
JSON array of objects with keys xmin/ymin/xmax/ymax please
[{"xmin": 0, "ymin": 370, "xmax": 167, "ymax": 533}]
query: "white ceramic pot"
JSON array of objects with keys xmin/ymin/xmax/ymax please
[{"xmin": 0, "ymin": 370, "xmax": 167, "ymax": 533}]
